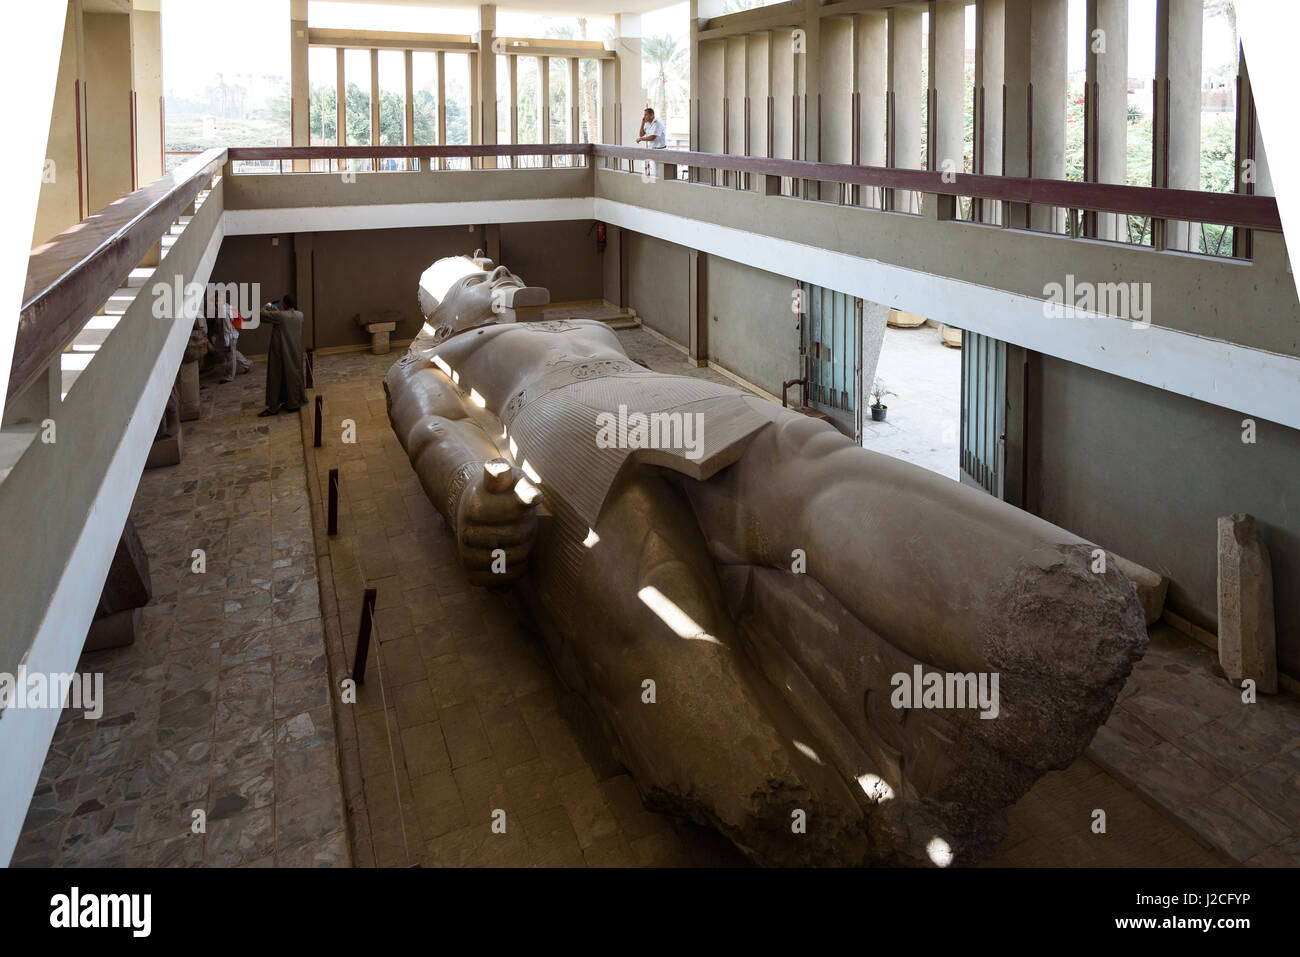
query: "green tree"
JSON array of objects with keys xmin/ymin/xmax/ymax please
[{"xmin": 643, "ymin": 34, "xmax": 686, "ymax": 123}]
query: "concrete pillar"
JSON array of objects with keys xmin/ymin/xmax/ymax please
[
  {"xmin": 976, "ymin": 0, "xmax": 1004, "ymax": 224},
  {"xmin": 887, "ymin": 6, "xmax": 923, "ymax": 213},
  {"xmin": 370, "ymin": 49, "xmax": 380, "ymax": 159},
  {"xmin": 478, "ymin": 5, "xmax": 497, "ymax": 166},
  {"xmin": 856, "ymin": 12, "xmax": 887, "ymax": 208},
  {"xmin": 32, "ymin": 1, "xmax": 83, "ymax": 247},
  {"xmin": 725, "ymin": 35, "xmax": 746, "ymax": 165},
  {"xmin": 821, "ymin": 16, "xmax": 853, "ymax": 165},
  {"xmin": 130, "ymin": 2, "xmax": 162, "ymax": 188},
  {"xmin": 748, "ymin": 32, "xmax": 771, "ymax": 162},
  {"xmin": 699, "ymin": 40, "xmax": 725, "ymax": 159},
  {"xmin": 771, "ymin": 28, "xmax": 796, "ymax": 166},
  {"xmin": 1154, "ymin": 0, "xmax": 1203, "ymax": 250},
  {"xmin": 290, "ymin": 0, "xmax": 309, "ymax": 171},
  {"xmin": 600, "ymin": 56, "xmax": 615, "ymax": 148},
  {"xmin": 539, "ymin": 55, "xmax": 550, "ymax": 166},
  {"xmin": 1087, "ymin": 0, "xmax": 1128, "ymax": 240},
  {"xmin": 294, "ymin": 233, "xmax": 314, "ymax": 349},
  {"xmin": 688, "ymin": 249, "xmax": 706, "ymax": 365},
  {"xmin": 930, "ymin": 0, "xmax": 967, "ymax": 178},
  {"xmin": 1002, "ymin": 0, "xmax": 1030, "ymax": 225},
  {"xmin": 83, "ymin": 10, "xmax": 134, "ymax": 211},
  {"xmin": 336, "ymin": 47, "xmax": 346, "ymax": 148},
  {"xmin": 1029, "ymin": 0, "xmax": 1067, "ymax": 233},
  {"xmin": 798, "ymin": 0, "xmax": 821, "ymax": 197},
  {"xmin": 691, "ymin": 0, "xmax": 724, "ymax": 152},
  {"xmin": 615, "ymin": 13, "xmax": 645, "ymax": 146}
]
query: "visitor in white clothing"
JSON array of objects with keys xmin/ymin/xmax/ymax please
[{"xmin": 636, "ymin": 107, "xmax": 668, "ymax": 178}]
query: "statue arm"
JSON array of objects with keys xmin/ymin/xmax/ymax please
[{"xmin": 385, "ymin": 358, "xmax": 539, "ymax": 584}]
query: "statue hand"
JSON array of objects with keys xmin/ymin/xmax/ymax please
[{"xmin": 454, "ymin": 458, "xmax": 540, "ymax": 587}]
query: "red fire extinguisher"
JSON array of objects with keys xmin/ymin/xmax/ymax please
[{"xmin": 595, "ymin": 221, "xmax": 607, "ymax": 253}]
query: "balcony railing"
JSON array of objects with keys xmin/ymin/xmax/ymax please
[{"xmin": 219, "ymin": 143, "xmax": 1281, "ymax": 257}]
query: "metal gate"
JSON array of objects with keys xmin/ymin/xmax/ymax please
[
  {"xmin": 802, "ymin": 283, "xmax": 862, "ymax": 437},
  {"xmin": 960, "ymin": 330, "xmax": 1006, "ymax": 497}
]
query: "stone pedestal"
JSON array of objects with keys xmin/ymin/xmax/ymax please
[
  {"xmin": 178, "ymin": 361, "xmax": 200, "ymax": 421},
  {"xmin": 355, "ymin": 311, "xmax": 401, "ymax": 355},
  {"xmin": 1217, "ymin": 513, "xmax": 1277, "ymax": 693},
  {"xmin": 365, "ymin": 323, "xmax": 395, "ymax": 355}
]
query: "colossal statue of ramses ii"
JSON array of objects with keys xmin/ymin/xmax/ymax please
[{"xmin": 384, "ymin": 253, "xmax": 1148, "ymax": 866}]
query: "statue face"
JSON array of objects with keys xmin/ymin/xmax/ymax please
[{"xmin": 430, "ymin": 266, "xmax": 527, "ymax": 342}]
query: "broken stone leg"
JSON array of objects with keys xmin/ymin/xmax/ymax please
[{"xmin": 1217, "ymin": 513, "xmax": 1277, "ymax": 694}]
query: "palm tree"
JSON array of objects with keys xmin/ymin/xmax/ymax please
[
  {"xmin": 1205, "ymin": 0, "xmax": 1238, "ymax": 56},
  {"xmin": 642, "ymin": 34, "xmax": 685, "ymax": 123}
]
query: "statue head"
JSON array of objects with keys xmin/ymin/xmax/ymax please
[{"xmin": 418, "ymin": 255, "xmax": 550, "ymax": 344}]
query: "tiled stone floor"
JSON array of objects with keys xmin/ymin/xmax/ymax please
[
  {"xmin": 11, "ymin": 360, "xmax": 348, "ymax": 867},
  {"xmin": 1087, "ymin": 624, "xmax": 1300, "ymax": 866}
]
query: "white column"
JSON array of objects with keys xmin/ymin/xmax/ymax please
[{"xmin": 615, "ymin": 13, "xmax": 644, "ymax": 146}]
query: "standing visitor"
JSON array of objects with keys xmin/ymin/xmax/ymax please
[
  {"xmin": 258, "ymin": 294, "xmax": 307, "ymax": 416},
  {"xmin": 636, "ymin": 107, "xmax": 668, "ymax": 178}
]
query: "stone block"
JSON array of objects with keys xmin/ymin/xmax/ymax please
[
  {"xmin": 145, "ymin": 426, "xmax": 183, "ymax": 469},
  {"xmin": 178, "ymin": 361, "xmax": 200, "ymax": 421},
  {"xmin": 1217, "ymin": 513, "xmax": 1277, "ymax": 694},
  {"xmin": 85, "ymin": 607, "xmax": 141, "ymax": 652},
  {"xmin": 1109, "ymin": 552, "xmax": 1169, "ymax": 626}
]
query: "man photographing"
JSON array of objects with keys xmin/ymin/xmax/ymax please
[{"xmin": 635, "ymin": 106, "xmax": 667, "ymax": 178}]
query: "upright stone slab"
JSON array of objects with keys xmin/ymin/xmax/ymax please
[
  {"xmin": 1217, "ymin": 513, "xmax": 1277, "ymax": 694},
  {"xmin": 178, "ymin": 360, "xmax": 200, "ymax": 421}
]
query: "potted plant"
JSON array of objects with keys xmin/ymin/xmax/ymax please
[{"xmin": 870, "ymin": 379, "xmax": 895, "ymax": 421}]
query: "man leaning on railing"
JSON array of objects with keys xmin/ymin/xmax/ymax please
[{"xmin": 636, "ymin": 107, "xmax": 668, "ymax": 179}]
